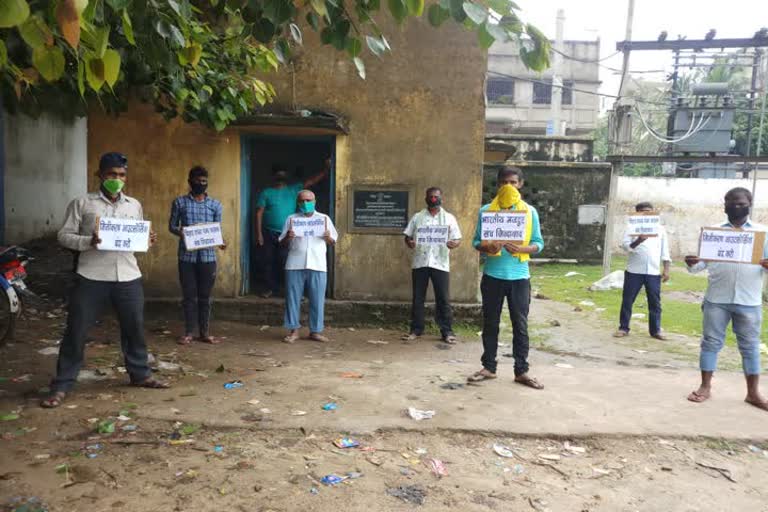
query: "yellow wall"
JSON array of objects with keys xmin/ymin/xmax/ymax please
[
  {"xmin": 87, "ymin": 107, "xmax": 241, "ymax": 296},
  {"xmin": 88, "ymin": 17, "xmax": 487, "ymax": 302}
]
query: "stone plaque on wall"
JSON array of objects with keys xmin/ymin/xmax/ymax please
[{"xmin": 350, "ymin": 189, "xmax": 409, "ymax": 233}]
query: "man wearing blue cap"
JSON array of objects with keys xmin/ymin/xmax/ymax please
[{"xmin": 41, "ymin": 152, "xmax": 168, "ymax": 408}]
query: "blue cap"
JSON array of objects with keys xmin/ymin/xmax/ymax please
[{"xmin": 99, "ymin": 152, "xmax": 128, "ymax": 170}]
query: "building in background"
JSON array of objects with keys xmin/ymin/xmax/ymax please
[{"xmin": 486, "ymin": 40, "xmax": 601, "ymax": 136}]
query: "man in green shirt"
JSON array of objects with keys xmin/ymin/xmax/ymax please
[{"xmin": 256, "ymin": 159, "xmax": 330, "ymax": 298}]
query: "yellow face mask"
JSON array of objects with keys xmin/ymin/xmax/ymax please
[{"xmin": 497, "ymin": 184, "xmax": 521, "ymax": 209}]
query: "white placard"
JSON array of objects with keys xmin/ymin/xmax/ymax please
[
  {"xmin": 291, "ymin": 216, "xmax": 326, "ymax": 237},
  {"xmin": 698, "ymin": 227, "xmax": 765, "ymax": 264},
  {"xmin": 183, "ymin": 222, "xmax": 224, "ymax": 251},
  {"xmin": 415, "ymin": 225, "xmax": 449, "ymax": 245},
  {"xmin": 481, "ymin": 211, "xmax": 527, "ymax": 241},
  {"xmin": 96, "ymin": 217, "xmax": 151, "ymax": 252},
  {"xmin": 627, "ymin": 214, "xmax": 660, "ymax": 237}
]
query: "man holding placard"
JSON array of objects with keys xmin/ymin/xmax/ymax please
[
  {"xmin": 685, "ymin": 187, "xmax": 768, "ymax": 411},
  {"xmin": 169, "ymin": 166, "xmax": 225, "ymax": 345},
  {"xmin": 614, "ymin": 202, "xmax": 671, "ymax": 340},
  {"xmin": 279, "ymin": 190, "xmax": 338, "ymax": 343},
  {"xmin": 401, "ymin": 187, "xmax": 462, "ymax": 344},
  {"xmin": 468, "ymin": 166, "xmax": 544, "ymax": 389},
  {"xmin": 41, "ymin": 152, "xmax": 167, "ymax": 408}
]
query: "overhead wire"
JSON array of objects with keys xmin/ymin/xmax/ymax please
[{"xmin": 634, "ymin": 102, "xmax": 712, "ymax": 143}]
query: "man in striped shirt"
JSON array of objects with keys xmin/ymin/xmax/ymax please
[{"xmin": 169, "ymin": 166, "xmax": 225, "ymax": 345}]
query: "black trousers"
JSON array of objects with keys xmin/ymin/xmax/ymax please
[
  {"xmin": 619, "ymin": 271, "xmax": 662, "ymax": 335},
  {"xmin": 410, "ymin": 267, "xmax": 454, "ymax": 337},
  {"xmin": 53, "ymin": 276, "xmax": 151, "ymax": 392},
  {"xmin": 179, "ymin": 261, "xmax": 217, "ymax": 336},
  {"xmin": 480, "ymin": 275, "xmax": 531, "ymax": 376},
  {"xmin": 262, "ymin": 227, "xmax": 288, "ymax": 294}
]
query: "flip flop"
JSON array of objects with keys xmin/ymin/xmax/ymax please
[
  {"xmin": 514, "ymin": 376, "xmax": 544, "ymax": 390},
  {"xmin": 468, "ymin": 370, "xmax": 497, "ymax": 382},
  {"xmin": 687, "ymin": 390, "xmax": 710, "ymax": 403},
  {"xmin": 401, "ymin": 333, "xmax": 420, "ymax": 342},
  {"xmin": 200, "ymin": 336, "xmax": 221, "ymax": 345},
  {"xmin": 40, "ymin": 391, "xmax": 67, "ymax": 409},
  {"xmin": 442, "ymin": 335, "xmax": 458, "ymax": 344},
  {"xmin": 131, "ymin": 377, "xmax": 170, "ymax": 389},
  {"xmin": 309, "ymin": 333, "xmax": 329, "ymax": 343},
  {"xmin": 177, "ymin": 335, "xmax": 193, "ymax": 346},
  {"xmin": 283, "ymin": 332, "xmax": 299, "ymax": 344}
]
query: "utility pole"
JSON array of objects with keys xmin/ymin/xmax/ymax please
[
  {"xmin": 602, "ymin": 0, "xmax": 634, "ymax": 276},
  {"xmin": 550, "ymin": 9, "xmax": 565, "ymax": 136}
]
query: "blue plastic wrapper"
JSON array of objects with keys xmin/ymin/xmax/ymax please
[
  {"xmin": 320, "ymin": 474, "xmax": 345, "ymax": 486},
  {"xmin": 333, "ymin": 437, "xmax": 359, "ymax": 448},
  {"xmin": 322, "ymin": 402, "xmax": 338, "ymax": 411},
  {"xmin": 223, "ymin": 381, "xmax": 244, "ymax": 389}
]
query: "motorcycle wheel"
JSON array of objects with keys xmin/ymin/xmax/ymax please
[{"xmin": 0, "ymin": 291, "xmax": 17, "ymax": 346}]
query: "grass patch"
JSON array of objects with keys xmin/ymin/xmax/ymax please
[{"xmin": 531, "ymin": 257, "xmax": 768, "ymax": 346}]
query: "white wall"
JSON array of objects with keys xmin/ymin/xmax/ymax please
[
  {"xmin": 612, "ymin": 176, "xmax": 768, "ymax": 258},
  {"xmin": 3, "ymin": 112, "xmax": 87, "ymax": 244}
]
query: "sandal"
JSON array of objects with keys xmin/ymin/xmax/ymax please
[
  {"xmin": 514, "ymin": 375, "xmax": 544, "ymax": 390},
  {"xmin": 467, "ymin": 369, "xmax": 497, "ymax": 382},
  {"xmin": 401, "ymin": 333, "xmax": 420, "ymax": 343},
  {"xmin": 442, "ymin": 335, "xmax": 458, "ymax": 344},
  {"xmin": 177, "ymin": 335, "xmax": 193, "ymax": 346},
  {"xmin": 200, "ymin": 336, "xmax": 221, "ymax": 345},
  {"xmin": 309, "ymin": 333, "xmax": 329, "ymax": 343},
  {"xmin": 132, "ymin": 377, "xmax": 170, "ymax": 389},
  {"xmin": 283, "ymin": 331, "xmax": 299, "ymax": 344},
  {"xmin": 40, "ymin": 391, "xmax": 67, "ymax": 409},
  {"xmin": 687, "ymin": 390, "xmax": 710, "ymax": 403}
]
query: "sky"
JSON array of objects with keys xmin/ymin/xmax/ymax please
[{"xmin": 516, "ymin": 0, "xmax": 768, "ymax": 108}]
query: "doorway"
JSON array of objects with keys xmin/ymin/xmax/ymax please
[{"xmin": 240, "ymin": 134, "xmax": 336, "ymax": 296}]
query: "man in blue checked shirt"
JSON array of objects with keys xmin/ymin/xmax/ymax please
[
  {"xmin": 169, "ymin": 166, "xmax": 226, "ymax": 346},
  {"xmin": 685, "ymin": 187, "xmax": 768, "ymax": 411}
]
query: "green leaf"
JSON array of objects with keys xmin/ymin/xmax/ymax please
[
  {"xmin": 106, "ymin": 0, "xmax": 131, "ymax": 10},
  {"xmin": 154, "ymin": 19, "xmax": 170, "ymax": 38},
  {"xmin": 74, "ymin": 0, "xmax": 89, "ymax": 14},
  {"xmin": 499, "ymin": 13, "xmax": 522, "ymax": 35},
  {"xmin": 405, "ymin": 0, "xmax": 423, "ymax": 16},
  {"xmin": 168, "ymin": 24, "xmax": 185, "ymax": 47},
  {"xmin": 77, "ymin": 58, "xmax": 85, "ymax": 96},
  {"xmin": 485, "ymin": 21, "xmax": 507, "ymax": 42},
  {"xmin": 122, "ymin": 10, "xmax": 135, "ymax": 45},
  {"xmin": 485, "ymin": 0, "xmax": 511, "ymax": 16},
  {"xmin": 306, "ymin": 11, "xmax": 319, "ymax": 31},
  {"xmin": 264, "ymin": 0, "xmax": 294, "ymax": 25},
  {"xmin": 477, "ymin": 22, "xmax": 494, "ymax": 49},
  {"xmin": 166, "ymin": 0, "xmax": 181, "ymax": 16},
  {"xmin": 85, "ymin": 55, "xmax": 105, "ymax": 91},
  {"xmin": 365, "ymin": 35, "xmax": 386, "ymax": 56},
  {"xmin": 310, "ymin": 0, "xmax": 327, "ymax": 18},
  {"xmin": 93, "ymin": 26, "xmax": 109, "ymax": 57},
  {"xmin": 0, "ymin": 413, "xmax": 19, "ymax": 421},
  {"xmin": 180, "ymin": 423, "xmax": 200, "ymax": 435},
  {"xmin": 0, "ymin": 41, "xmax": 7, "ymax": 70},
  {"xmin": 345, "ymin": 37, "xmax": 361, "ymax": 58},
  {"xmin": 178, "ymin": 42, "xmax": 202, "ymax": 66},
  {"xmin": 18, "ymin": 15, "xmax": 52, "ymax": 49},
  {"xmin": 387, "ymin": 0, "xmax": 407, "ymax": 23},
  {"xmin": 427, "ymin": 4, "xmax": 450, "ymax": 27},
  {"xmin": 103, "ymin": 48, "xmax": 120, "ymax": 87},
  {"xmin": 448, "ymin": 0, "xmax": 465, "ymax": 22},
  {"xmin": 32, "ymin": 45, "xmax": 65, "ymax": 81},
  {"xmin": 0, "ymin": 0, "xmax": 30, "ymax": 28},
  {"xmin": 289, "ymin": 23, "xmax": 302, "ymax": 44},
  {"xmin": 97, "ymin": 419, "xmax": 115, "ymax": 434},
  {"xmin": 353, "ymin": 56, "xmax": 365, "ymax": 79},
  {"xmin": 462, "ymin": 2, "xmax": 486, "ymax": 24}
]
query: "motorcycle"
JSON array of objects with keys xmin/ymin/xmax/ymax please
[{"xmin": 0, "ymin": 246, "xmax": 38, "ymax": 346}]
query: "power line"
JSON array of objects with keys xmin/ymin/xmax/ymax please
[
  {"xmin": 486, "ymin": 71, "xmax": 669, "ymax": 106},
  {"xmin": 550, "ymin": 47, "xmax": 622, "ymax": 63}
]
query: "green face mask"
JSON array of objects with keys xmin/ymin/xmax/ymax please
[{"xmin": 102, "ymin": 178, "xmax": 125, "ymax": 196}]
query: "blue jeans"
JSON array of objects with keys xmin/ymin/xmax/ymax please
[
  {"xmin": 284, "ymin": 269, "xmax": 327, "ymax": 333},
  {"xmin": 700, "ymin": 300, "xmax": 762, "ymax": 375},
  {"xmin": 619, "ymin": 271, "xmax": 661, "ymax": 335}
]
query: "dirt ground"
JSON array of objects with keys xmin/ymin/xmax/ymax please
[{"xmin": 2, "ymin": 301, "xmax": 768, "ymax": 511}]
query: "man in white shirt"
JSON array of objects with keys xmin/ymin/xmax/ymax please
[
  {"xmin": 685, "ymin": 187, "xmax": 768, "ymax": 411},
  {"xmin": 614, "ymin": 202, "xmax": 671, "ymax": 340},
  {"xmin": 41, "ymin": 152, "xmax": 168, "ymax": 409},
  {"xmin": 279, "ymin": 190, "xmax": 338, "ymax": 343},
  {"xmin": 401, "ymin": 187, "xmax": 462, "ymax": 343}
]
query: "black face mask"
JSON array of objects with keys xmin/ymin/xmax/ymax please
[
  {"xmin": 725, "ymin": 205, "xmax": 750, "ymax": 220},
  {"xmin": 190, "ymin": 182, "xmax": 208, "ymax": 195},
  {"xmin": 426, "ymin": 197, "xmax": 442, "ymax": 208}
]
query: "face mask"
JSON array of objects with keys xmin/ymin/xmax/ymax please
[
  {"xmin": 725, "ymin": 205, "xmax": 750, "ymax": 220},
  {"xmin": 426, "ymin": 197, "xmax": 442, "ymax": 208},
  {"xmin": 102, "ymin": 178, "xmax": 125, "ymax": 196},
  {"xmin": 299, "ymin": 201, "xmax": 316, "ymax": 214},
  {"xmin": 190, "ymin": 182, "xmax": 208, "ymax": 195},
  {"xmin": 497, "ymin": 183, "xmax": 521, "ymax": 209}
]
